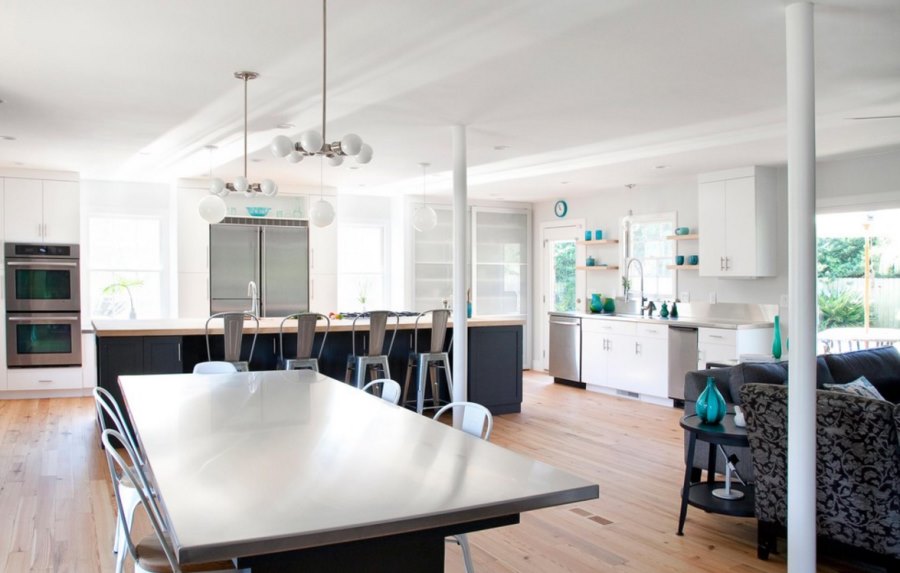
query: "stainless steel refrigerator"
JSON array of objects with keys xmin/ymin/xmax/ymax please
[{"xmin": 209, "ymin": 221, "xmax": 309, "ymax": 317}]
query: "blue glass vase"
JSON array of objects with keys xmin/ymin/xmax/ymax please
[
  {"xmin": 772, "ymin": 315, "xmax": 782, "ymax": 359},
  {"xmin": 695, "ymin": 376, "xmax": 726, "ymax": 424},
  {"xmin": 590, "ymin": 293, "xmax": 603, "ymax": 313}
]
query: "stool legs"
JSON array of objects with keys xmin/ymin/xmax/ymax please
[{"xmin": 350, "ymin": 356, "xmax": 391, "ymax": 389}]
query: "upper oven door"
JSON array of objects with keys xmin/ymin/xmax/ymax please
[{"xmin": 5, "ymin": 258, "xmax": 81, "ymax": 312}]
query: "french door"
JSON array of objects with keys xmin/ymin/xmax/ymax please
[{"xmin": 539, "ymin": 221, "xmax": 583, "ymax": 370}]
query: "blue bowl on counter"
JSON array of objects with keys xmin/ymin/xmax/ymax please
[{"xmin": 246, "ymin": 206, "xmax": 271, "ymax": 217}]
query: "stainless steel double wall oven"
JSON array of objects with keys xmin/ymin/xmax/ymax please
[{"xmin": 5, "ymin": 243, "xmax": 82, "ymax": 367}]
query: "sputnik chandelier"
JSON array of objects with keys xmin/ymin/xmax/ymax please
[
  {"xmin": 269, "ymin": 0, "xmax": 373, "ymax": 167},
  {"xmin": 210, "ymin": 71, "xmax": 278, "ymax": 198}
]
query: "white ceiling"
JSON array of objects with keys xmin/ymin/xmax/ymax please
[{"xmin": 2, "ymin": 0, "xmax": 899, "ymax": 201}]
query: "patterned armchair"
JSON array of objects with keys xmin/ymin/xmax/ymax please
[{"xmin": 740, "ymin": 383, "xmax": 900, "ymax": 564}]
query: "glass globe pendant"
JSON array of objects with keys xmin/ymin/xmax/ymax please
[{"xmin": 412, "ymin": 162, "xmax": 437, "ymax": 232}]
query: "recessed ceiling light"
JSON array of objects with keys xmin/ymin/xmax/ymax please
[
  {"xmin": 1, "ymin": 135, "xmax": 16, "ymax": 141},
  {"xmin": 14, "ymin": 161, "xmax": 24, "ymax": 166},
  {"xmin": 654, "ymin": 165, "xmax": 669, "ymax": 170},
  {"xmin": 560, "ymin": 181, "xmax": 569, "ymax": 185},
  {"xmin": 349, "ymin": 166, "xmax": 359, "ymax": 170},
  {"xmin": 204, "ymin": 144, "xmax": 218, "ymax": 151},
  {"xmin": 494, "ymin": 145, "xmax": 510, "ymax": 151},
  {"xmin": 251, "ymin": 158, "xmax": 263, "ymax": 163},
  {"xmin": 276, "ymin": 123, "xmax": 295, "ymax": 129}
]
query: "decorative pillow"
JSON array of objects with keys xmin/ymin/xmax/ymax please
[{"xmin": 822, "ymin": 376, "xmax": 887, "ymax": 401}]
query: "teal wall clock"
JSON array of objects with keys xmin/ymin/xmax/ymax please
[{"xmin": 554, "ymin": 200, "xmax": 568, "ymax": 218}]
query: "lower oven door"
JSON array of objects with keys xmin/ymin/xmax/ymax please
[{"xmin": 6, "ymin": 313, "xmax": 82, "ymax": 367}]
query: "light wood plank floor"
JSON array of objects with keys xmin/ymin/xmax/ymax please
[{"xmin": 0, "ymin": 372, "xmax": 879, "ymax": 572}]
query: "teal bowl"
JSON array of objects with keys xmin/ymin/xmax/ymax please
[
  {"xmin": 675, "ymin": 227, "xmax": 690, "ymax": 235},
  {"xmin": 246, "ymin": 206, "xmax": 271, "ymax": 217}
]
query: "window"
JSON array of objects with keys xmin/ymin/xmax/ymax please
[
  {"xmin": 88, "ymin": 216, "xmax": 165, "ymax": 319},
  {"xmin": 338, "ymin": 224, "xmax": 387, "ymax": 311},
  {"xmin": 623, "ymin": 213, "xmax": 675, "ymax": 299}
]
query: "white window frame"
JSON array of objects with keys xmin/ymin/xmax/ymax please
[
  {"xmin": 620, "ymin": 212, "xmax": 676, "ymax": 300},
  {"xmin": 337, "ymin": 220, "xmax": 391, "ymax": 311}
]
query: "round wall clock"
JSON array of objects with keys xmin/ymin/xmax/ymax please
[{"xmin": 554, "ymin": 200, "xmax": 568, "ymax": 218}]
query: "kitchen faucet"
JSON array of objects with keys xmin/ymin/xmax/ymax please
[
  {"xmin": 624, "ymin": 258, "xmax": 648, "ymax": 313},
  {"xmin": 247, "ymin": 280, "xmax": 259, "ymax": 317}
]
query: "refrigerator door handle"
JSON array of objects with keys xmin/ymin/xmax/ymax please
[{"xmin": 259, "ymin": 228, "xmax": 266, "ymax": 316}]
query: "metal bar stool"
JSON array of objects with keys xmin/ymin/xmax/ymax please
[
  {"xmin": 280, "ymin": 312, "xmax": 330, "ymax": 371},
  {"xmin": 205, "ymin": 312, "xmax": 259, "ymax": 372},
  {"xmin": 402, "ymin": 309, "xmax": 453, "ymax": 414},
  {"xmin": 344, "ymin": 310, "xmax": 399, "ymax": 388}
]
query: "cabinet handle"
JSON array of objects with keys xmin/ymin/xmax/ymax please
[
  {"xmin": 709, "ymin": 334, "xmax": 724, "ymax": 339},
  {"xmin": 38, "ymin": 379, "xmax": 53, "ymax": 384},
  {"xmin": 634, "ymin": 341, "xmax": 640, "ymax": 355},
  {"xmin": 177, "ymin": 343, "xmax": 182, "ymax": 362}
]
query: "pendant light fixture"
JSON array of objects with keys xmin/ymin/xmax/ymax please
[
  {"xmin": 198, "ymin": 145, "xmax": 227, "ymax": 223},
  {"xmin": 309, "ymin": 157, "xmax": 336, "ymax": 227},
  {"xmin": 412, "ymin": 162, "xmax": 437, "ymax": 232},
  {"xmin": 209, "ymin": 71, "xmax": 278, "ymax": 199},
  {"xmin": 270, "ymin": 0, "xmax": 373, "ymax": 167}
]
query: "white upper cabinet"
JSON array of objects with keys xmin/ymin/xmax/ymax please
[
  {"xmin": 698, "ymin": 166, "xmax": 776, "ymax": 278},
  {"xmin": 309, "ymin": 217, "xmax": 337, "ymax": 275},
  {"xmin": 3, "ymin": 178, "xmax": 80, "ymax": 244}
]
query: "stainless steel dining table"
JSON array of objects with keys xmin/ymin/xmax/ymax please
[{"xmin": 118, "ymin": 369, "xmax": 599, "ymax": 572}]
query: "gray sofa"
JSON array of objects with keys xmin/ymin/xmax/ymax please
[{"xmin": 683, "ymin": 346, "xmax": 900, "ymax": 565}]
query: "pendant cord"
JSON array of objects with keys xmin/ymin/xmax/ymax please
[
  {"xmin": 320, "ymin": 156, "xmax": 325, "ymax": 199},
  {"xmin": 243, "ymin": 74, "xmax": 248, "ymax": 178},
  {"xmin": 422, "ymin": 164, "xmax": 427, "ymax": 206},
  {"xmin": 321, "ymin": 0, "xmax": 327, "ymax": 147}
]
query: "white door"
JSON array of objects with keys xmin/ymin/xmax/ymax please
[
  {"xmin": 539, "ymin": 222, "xmax": 583, "ymax": 370},
  {"xmin": 723, "ymin": 176, "xmax": 756, "ymax": 276},
  {"xmin": 698, "ymin": 180, "xmax": 727, "ymax": 277},
  {"xmin": 3, "ymin": 178, "xmax": 44, "ymax": 242}
]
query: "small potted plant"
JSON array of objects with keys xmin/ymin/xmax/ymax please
[{"xmin": 102, "ymin": 277, "xmax": 144, "ymax": 319}]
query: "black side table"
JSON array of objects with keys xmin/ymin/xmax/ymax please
[{"xmin": 677, "ymin": 413, "xmax": 755, "ymax": 535}]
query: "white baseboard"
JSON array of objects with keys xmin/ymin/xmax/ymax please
[
  {"xmin": 0, "ymin": 388, "xmax": 92, "ymax": 400},
  {"xmin": 585, "ymin": 384, "xmax": 673, "ymax": 408}
]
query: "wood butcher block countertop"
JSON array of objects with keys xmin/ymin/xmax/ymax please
[{"xmin": 92, "ymin": 315, "xmax": 525, "ymax": 337}]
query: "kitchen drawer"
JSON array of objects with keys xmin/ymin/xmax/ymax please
[
  {"xmin": 7, "ymin": 367, "xmax": 83, "ymax": 391},
  {"xmin": 636, "ymin": 323, "xmax": 667, "ymax": 339},
  {"xmin": 698, "ymin": 328, "xmax": 736, "ymax": 347},
  {"xmin": 582, "ymin": 318, "xmax": 635, "ymax": 336}
]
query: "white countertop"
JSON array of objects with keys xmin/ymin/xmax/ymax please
[
  {"xmin": 550, "ymin": 311, "xmax": 772, "ymax": 330},
  {"xmin": 119, "ymin": 370, "xmax": 598, "ymax": 564}
]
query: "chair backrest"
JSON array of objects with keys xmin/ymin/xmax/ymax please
[
  {"xmin": 92, "ymin": 387, "xmax": 145, "ymax": 468},
  {"xmin": 433, "ymin": 401, "xmax": 493, "ymax": 440},
  {"xmin": 351, "ymin": 311, "xmax": 399, "ymax": 357},
  {"xmin": 193, "ymin": 361, "xmax": 238, "ymax": 374},
  {"xmin": 205, "ymin": 312, "xmax": 259, "ymax": 363},
  {"xmin": 281, "ymin": 313, "xmax": 330, "ymax": 361},
  {"xmin": 361, "ymin": 378, "xmax": 402, "ymax": 405},
  {"xmin": 414, "ymin": 309, "xmax": 451, "ymax": 353},
  {"xmin": 101, "ymin": 429, "xmax": 181, "ymax": 573}
]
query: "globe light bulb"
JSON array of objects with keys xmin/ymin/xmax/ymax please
[
  {"xmin": 270, "ymin": 135, "xmax": 294, "ymax": 158},
  {"xmin": 198, "ymin": 194, "xmax": 227, "ymax": 223},
  {"xmin": 341, "ymin": 133, "xmax": 363, "ymax": 156},
  {"xmin": 260, "ymin": 179, "xmax": 277, "ymax": 197},
  {"xmin": 286, "ymin": 151, "xmax": 304, "ymax": 163},
  {"xmin": 299, "ymin": 130, "xmax": 324, "ymax": 153},
  {"xmin": 355, "ymin": 143, "xmax": 373, "ymax": 164},
  {"xmin": 309, "ymin": 199, "xmax": 335, "ymax": 227},
  {"xmin": 412, "ymin": 205, "xmax": 437, "ymax": 232},
  {"xmin": 209, "ymin": 177, "xmax": 226, "ymax": 196},
  {"xmin": 233, "ymin": 176, "xmax": 249, "ymax": 193},
  {"xmin": 327, "ymin": 155, "xmax": 344, "ymax": 167}
]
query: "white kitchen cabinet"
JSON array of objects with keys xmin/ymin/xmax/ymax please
[
  {"xmin": 6, "ymin": 368, "xmax": 83, "ymax": 392},
  {"xmin": 176, "ymin": 185, "xmax": 211, "ymax": 274},
  {"xmin": 309, "ymin": 273, "xmax": 337, "ymax": 314},
  {"xmin": 581, "ymin": 319, "xmax": 615, "ymax": 386},
  {"xmin": 178, "ymin": 272, "xmax": 210, "ymax": 318},
  {"xmin": 309, "ymin": 216, "xmax": 338, "ymax": 275},
  {"xmin": 472, "ymin": 207, "xmax": 530, "ymax": 317},
  {"xmin": 81, "ymin": 333, "xmax": 97, "ymax": 389},
  {"xmin": 697, "ymin": 326, "xmax": 775, "ymax": 369},
  {"xmin": 3, "ymin": 178, "xmax": 80, "ymax": 243},
  {"xmin": 698, "ymin": 167, "xmax": 776, "ymax": 278},
  {"xmin": 582, "ymin": 319, "xmax": 667, "ymax": 399}
]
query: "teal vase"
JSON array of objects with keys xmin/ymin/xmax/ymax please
[
  {"xmin": 772, "ymin": 315, "xmax": 782, "ymax": 359},
  {"xmin": 590, "ymin": 293, "xmax": 603, "ymax": 313},
  {"xmin": 602, "ymin": 296, "xmax": 615, "ymax": 313},
  {"xmin": 695, "ymin": 377, "xmax": 726, "ymax": 424}
]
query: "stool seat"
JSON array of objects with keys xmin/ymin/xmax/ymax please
[{"xmin": 401, "ymin": 309, "xmax": 453, "ymax": 414}]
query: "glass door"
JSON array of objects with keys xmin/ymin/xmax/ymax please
[{"xmin": 540, "ymin": 223, "xmax": 582, "ymax": 371}]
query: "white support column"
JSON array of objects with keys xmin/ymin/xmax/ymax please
[
  {"xmin": 786, "ymin": 3, "xmax": 817, "ymax": 572},
  {"xmin": 451, "ymin": 125, "xmax": 468, "ymax": 425}
]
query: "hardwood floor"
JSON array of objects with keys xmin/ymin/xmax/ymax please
[{"xmin": 0, "ymin": 372, "xmax": 880, "ymax": 572}]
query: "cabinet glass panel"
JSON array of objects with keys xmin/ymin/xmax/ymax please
[
  {"xmin": 474, "ymin": 210, "xmax": 528, "ymax": 316},
  {"xmin": 413, "ymin": 208, "xmax": 453, "ymax": 311}
]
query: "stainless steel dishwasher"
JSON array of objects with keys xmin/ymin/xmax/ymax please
[
  {"xmin": 668, "ymin": 326, "xmax": 698, "ymax": 401},
  {"xmin": 549, "ymin": 314, "xmax": 582, "ymax": 385}
]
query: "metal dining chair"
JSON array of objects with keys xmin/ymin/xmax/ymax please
[
  {"xmin": 279, "ymin": 312, "xmax": 330, "ymax": 371},
  {"xmin": 101, "ymin": 429, "xmax": 247, "ymax": 573},
  {"xmin": 402, "ymin": 309, "xmax": 453, "ymax": 414},
  {"xmin": 192, "ymin": 361, "xmax": 238, "ymax": 374},
  {"xmin": 344, "ymin": 310, "xmax": 399, "ymax": 388},
  {"xmin": 361, "ymin": 378, "xmax": 402, "ymax": 405},
  {"xmin": 433, "ymin": 401, "xmax": 494, "ymax": 573},
  {"xmin": 204, "ymin": 312, "xmax": 259, "ymax": 372}
]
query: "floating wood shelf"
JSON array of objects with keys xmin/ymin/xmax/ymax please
[
  {"xmin": 667, "ymin": 264, "xmax": 699, "ymax": 270},
  {"xmin": 577, "ymin": 239, "xmax": 619, "ymax": 245},
  {"xmin": 576, "ymin": 265, "xmax": 620, "ymax": 271},
  {"xmin": 666, "ymin": 234, "xmax": 699, "ymax": 241}
]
